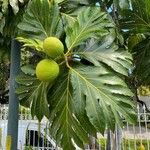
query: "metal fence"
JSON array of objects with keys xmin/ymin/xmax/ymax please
[
  {"xmin": 0, "ymin": 105, "xmax": 57, "ymax": 150},
  {"xmin": 0, "ymin": 104, "xmax": 150, "ymax": 150}
]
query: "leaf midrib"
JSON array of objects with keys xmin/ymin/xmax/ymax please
[
  {"xmin": 71, "ymin": 67, "xmax": 120, "ymax": 108},
  {"xmin": 68, "ymin": 10, "xmax": 98, "ymax": 50},
  {"xmin": 85, "ymin": 82, "xmax": 102, "ymax": 127},
  {"xmin": 61, "ymin": 13, "xmax": 77, "ymax": 22},
  {"xmin": 31, "ymin": 7, "xmax": 48, "ymax": 37},
  {"xmin": 50, "ymin": 73, "xmax": 74, "ymax": 146}
]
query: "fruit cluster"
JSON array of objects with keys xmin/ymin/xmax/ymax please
[
  {"xmin": 36, "ymin": 37, "xmax": 64, "ymax": 82},
  {"xmin": 137, "ymin": 86, "xmax": 150, "ymax": 96}
]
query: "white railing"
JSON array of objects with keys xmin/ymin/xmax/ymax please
[
  {"xmin": 0, "ymin": 104, "xmax": 150, "ymax": 150},
  {"xmin": 0, "ymin": 104, "xmax": 57, "ymax": 150}
]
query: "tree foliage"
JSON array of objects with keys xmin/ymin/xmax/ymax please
[
  {"xmin": 120, "ymin": 0, "xmax": 150, "ymax": 85},
  {"xmin": 1, "ymin": 0, "xmax": 150, "ymax": 149},
  {"xmin": 14, "ymin": 0, "xmax": 137, "ymax": 149}
]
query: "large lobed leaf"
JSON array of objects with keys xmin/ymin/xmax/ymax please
[
  {"xmin": 132, "ymin": 38, "xmax": 150, "ymax": 85},
  {"xmin": 65, "ymin": 7, "xmax": 114, "ymax": 51},
  {"xmin": 16, "ymin": 66, "xmax": 50, "ymax": 121},
  {"xmin": 120, "ymin": 0, "xmax": 150, "ymax": 34},
  {"xmin": 18, "ymin": 0, "xmax": 63, "ymax": 40},
  {"xmin": 47, "ymin": 63, "xmax": 136, "ymax": 149},
  {"xmin": 16, "ymin": 37, "xmax": 43, "ymax": 51},
  {"xmin": 48, "ymin": 68, "xmax": 90, "ymax": 150},
  {"xmin": 16, "ymin": 0, "xmax": 137, "ymax": 149},
  {"xmin": 119, "ymin": 0, "xmax": 150, "ymax": 85},
  {"xmin": 76, "ymin": 32, "xmax": 132, "ymax": 76},
  {"xmin": 71, "ymin": 65, "xmax": 136, "ymax": 132}
]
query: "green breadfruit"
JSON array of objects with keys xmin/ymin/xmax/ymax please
[{"xmin": 36, "ymin": 59, "xmax": 59, "ymax": 82}]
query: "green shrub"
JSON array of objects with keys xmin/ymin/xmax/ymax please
[
  {"xmin": 123, "ymin": 138, "xmax": 149, "ymax": 150},
  {"xmin": 98, "ymin": 138, "xmax": 149, "ymax": 150}
]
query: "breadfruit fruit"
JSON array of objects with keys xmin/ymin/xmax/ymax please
[
  {"xmin": 36, "ymin": 59, "xmax": 59, "ymax": 82},
  {"xmin": 43, "ymin": 37, "xmax": 64, "ymax": 58}
]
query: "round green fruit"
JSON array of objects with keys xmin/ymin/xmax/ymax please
[
  {"xmin": 36, "ymin": 59, "xmax": 59, "ymax": 82},
  {"xmin": 43, "ymin": 37, "xmax": 64, "ymax": 58}
]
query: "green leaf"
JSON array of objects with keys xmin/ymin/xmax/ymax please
[
  {"xmin": 71, "ymin": 65, "xmax": 136, "ymax": 132},
  {"xmin": 65, "ymin": 7, "xmax": 114, "ymax": 51},
  {"xmin": 31, "ymin": 82, "xmax": 50, "ymax": 121},
  {"xmin": 48, "ymin": 68, "xmax": 89, "ymax": 150},
  {"xmin": 132, "ymin": 38, "xmax": 150, "ymax": 85},
  {"xmin": 77, "ymin": 33, "xmax": 132, "ymax": 76},
  {"xmin": 0, "ymin": 15, "xmax": 5, "ymax": 34},
  {"xmin": 21, "ymin": 65, "xmax": 35, "ymax": 75},
  {"xmin": 61, "ymin": 12, "xmax": 77, "ymax": 27},
  {"xmin": 16, "ymin": 69, "xmax": 50, "ymax": 121},
  {"xmin": 1, "ymin": 0, "xmax": 9, "ymax": 13},
  {"xmin": 120, "ymin": 0, "xmax": 150, "ymax": 34},
  {"xmin": 18, "ymin": 0, "xmax": 63, "ymax": 40},
  {"xmin": 16, "ymin": 37, "xmax": 43, "ymax": 51},
  {"xmin": 16, "ymin": 72, "xmax": 39, "ymax": 106},
  {"xmin": 128, "ymin": 34, "xmax": 145, "ymax": 50},
  {"xmin": 55, "ymin": 0, "xmax": 64, "ymax": 3},
  {"xmin": 16, "ymin": 74, "xmax": 37, "ymax": 86}
]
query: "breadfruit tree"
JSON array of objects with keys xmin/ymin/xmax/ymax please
[
  {"xmin": 14, "ymin": 0, "xmax": 137, "ymax": 149},
  {"xmin": 2, "ymin": 0, "xmax": 150, "ymax": 149}
]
